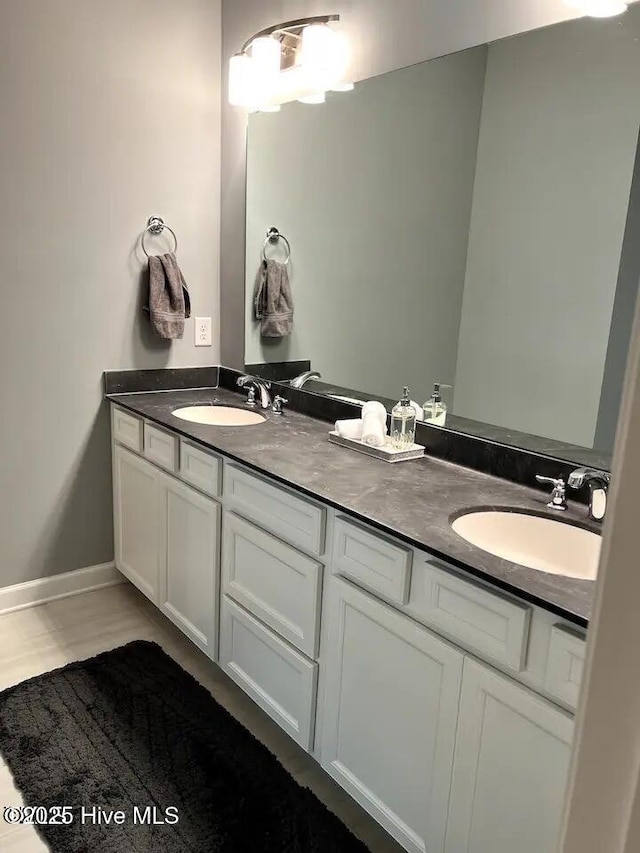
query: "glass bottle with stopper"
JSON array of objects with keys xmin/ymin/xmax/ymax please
[
  {"xmin": 423, "ymin": 383, "xmax": 450, "ymax": 426},
  {"xmin": 391, "ymin": 386, "xmax": 417, "ymax": 449}
]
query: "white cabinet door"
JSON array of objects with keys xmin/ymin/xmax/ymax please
[
  {"xmin": 445, "ymin": 658, "xmax": 574, "ymax": 853},
  {"xmin": 320, "ymin": 578, "xmax": 464, "ymax": 853},
  {"xmin": 113, "ymin": 444, "xmax": 160, "ymax": 603},
  {"xmin": 158, "ymin": 473, "xmax": 221, "ymax": 660}
]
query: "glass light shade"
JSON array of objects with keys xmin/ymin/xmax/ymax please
[
  {"xmin": 565, "ymin": 0, "xmax": 628, "ymax": 16},
  {"xmin": 228, "ymin": 53, "xmax": 255, "ymax": 107},
  {"xmin": 251, "ymin": 36, "xmax": 281, "ymax": 76},
  {"xmin": 251, "ymin": 36, "xmax": 281, "ymax": 107},
  {"xmin": 330, "ymin": 82, "xmax": 355, "ymax": 92},
  {"xmin": 297, "ymin": 92, "xmax": 326, "ymax": 104},
  {"xmin": 301, "ymin": 24, "xmax": 350, "ymax": 89}
]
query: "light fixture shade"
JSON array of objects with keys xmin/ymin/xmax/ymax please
[
  {"xmin": 298, "ymin": 92, "xmax": 327, "ymax": 104},
  {"xmin": 251, "ymin": 36, "xmax": 281, "ymax": 76},
  {"xmin": 251, "ymin": 36, "xmax": 281, "ymax": 109},
  {"xmin": 228, "ymin": 53, "xmax": 255, "ymax": 107},
  {"xmin": 565, "ymin": 0, "xmax": 628, "ymax": 16},
  {"xmin": 301, "ymin": 24, "xmax": 351, "ymax": 90}
]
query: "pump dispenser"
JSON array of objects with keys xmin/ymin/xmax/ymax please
[
  {"xmin": 391, "ymin": 386, "xmax": 417, "ymax": 448},
  {"xmin": 423, "ymin": 383, "xmax": 448, "ymax": 426}
]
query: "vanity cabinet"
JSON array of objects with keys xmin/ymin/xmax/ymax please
[
  {"xmin": 110, "ymin": 405, "xmax": 582, "ymax": 853},
  {"xmin": 445, "ymin": 659, "xmax": 573, "ymax": 853},
  {"xmin": 113, "ymin": 444, "xmax": 160, "ymax": 603},
  {"xmin": 320, "ymin": 577, "xmax": 464, "ymax": 853}
]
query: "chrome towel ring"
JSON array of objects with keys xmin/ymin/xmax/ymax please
[
  {"xmin": 262, "ymin": 226, "xmax": 291, "ymax": 265},
  {"xmin": 142, "ymin": 216, "xmax": 178, "ymax": 257}
]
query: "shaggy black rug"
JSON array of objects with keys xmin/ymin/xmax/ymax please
[{"xmin": 0, "ymin": 640, "xmax": 369, "ymax": 852}]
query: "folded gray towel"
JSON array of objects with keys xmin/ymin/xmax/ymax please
[
  {"xmin": 253, "ymin": 258, "xmax": 293, "ymax": 337},
  {"xmin": 147, "ymin": 252, "xmax": 191, "ymax": 339}
]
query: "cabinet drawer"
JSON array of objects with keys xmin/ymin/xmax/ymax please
[
  {"xmin": 180, "ymin": 440, "xmax": 221, "ymax": 497},
  {"xmin": 112, "ymin": 406, "xmax": 143, "ymax": 453},
  {"xmin": 223, "ymin": 513, "xmax": 322, "ymax": 658},
  {"xmin": 143, "ymin": 423, "xmax": 178, "ymax": 473},
  {"xmin": 220, "ymin": 596, "xmax": 318, "ymax": 750},
  {"xmin": 332, "ymin": 516, "xmax": 412, "ymax": 605},
  {"xmin": 409, "ymin": 559, "xmax": 531, "ymax": 672},
  {"xmin": 224, "ymin": 464, "xmax": 326, "ymax": 556},
  {"xmin": 544, "ymin": 625, "xmax": 586, "ymax": 710}
]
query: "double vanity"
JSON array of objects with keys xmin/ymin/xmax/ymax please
[{"xmin": 105, "ymin": 369, "xmax": 599, "ymax": 853}]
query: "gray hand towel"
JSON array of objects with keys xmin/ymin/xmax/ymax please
[
  {"xmin": 253, "ymin": 258, "xmax": 293, "ymax": 337},
  {"xmin": 147, "ymin": 252, "xmax": 191, "ymax": 339}
]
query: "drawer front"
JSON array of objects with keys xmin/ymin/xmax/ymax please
[
  {"xmin": 144, "ymin": 423, "xmax": 179, "ymax": 473},
  {"xmin": 180, "ymin": 440, "xmax": 221, "ymax": 497},
  {"xmin": 223, "ymin": 513, "xmax": 322, "ymax": 658},
  {"xmin": 409, "ymin": 559, "xmax": 531, "ymax": 672},
  {"xmin": 112, "ymin": 406, "xmax": 143, "ymax": 453},
  {"xmin": 220, "ymin": 596, "xmax": 318, "ymax": 750},
  {"xmin": 332, "ymin": 516, "xmax": 412, "ymax": 605},
  {"xmin": 224, "ymin": 464, "xmax": 326, "ymax": 556},
  {"xmin": 544, "ymin": 625, "xmax": 586, "ymax": 710}
]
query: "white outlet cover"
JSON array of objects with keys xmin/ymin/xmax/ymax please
[{"xmin": 195, "ymin": 316, "xmax": 212, "ymax": 347}]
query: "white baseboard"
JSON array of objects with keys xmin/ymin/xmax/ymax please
[{"xmin": 0, "ymin": 562, "xmax": 124, "ymax": 616}]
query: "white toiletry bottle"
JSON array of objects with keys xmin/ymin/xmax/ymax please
[
  {"xmin": 423, "ymin": 383, "xmax": 447, "ymax": 426},
  {"xmin": 391, "ymin": 386, "xmax": 416, "ymax": 448}
]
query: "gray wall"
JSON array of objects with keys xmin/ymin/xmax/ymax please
[
  {"xmin": 244, "ymin": 48, "xmax": 487, "ymax": 402},
  {"xmin": 0, "ymin": 0, "xmax": 221, "ymax": 587},
  {"xmin": 453, "ymin": 13, "xmax": 640, "ymax": 447},
  {"xmin": 221, "ymin": 0, "xmax": 580, "ymax": 370}
]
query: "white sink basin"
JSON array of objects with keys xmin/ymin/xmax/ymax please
[
  {"xmin": 172, "ymin": 406, "xmax": 266, "ymax": 426},
  {"xmin": 451, "ymin": 511, "xmax": 601, "ymax": 579}
]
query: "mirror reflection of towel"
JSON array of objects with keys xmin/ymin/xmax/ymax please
[
  {"xmin": 253, "ymin": 258, "xmax": 293, "ymax": 338},
  {"xmin": 147, "ymin": 252, "xmax": 191, "ymax": 339}
]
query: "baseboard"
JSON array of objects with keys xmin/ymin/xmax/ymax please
[{"xmin": 0, "ymin": 562, "xmax": 124, "ymax": 616}]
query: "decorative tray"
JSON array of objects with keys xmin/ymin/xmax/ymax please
[{"xmin": 328, "ymin": 431, "xmax": 425, "ymax": 463}]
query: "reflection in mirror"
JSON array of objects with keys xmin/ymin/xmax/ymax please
[{"xmin": 245, "ymin": 10, "xmax": 640, "ymax": 470}]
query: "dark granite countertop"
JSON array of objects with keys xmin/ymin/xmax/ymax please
[{"xmin": 107, "ymin": 386, "xmax": 597, "ymax": 627}]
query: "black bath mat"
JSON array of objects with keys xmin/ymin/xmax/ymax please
[{"xmin": 0, "ymin": 640, "xmax": 369, "ymax": 852}]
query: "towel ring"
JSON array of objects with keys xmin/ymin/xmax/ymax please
[
  {"xmin": 141, "ymin": 216, "xmax": 178, "ymax": 257},
  {"xmin": 262, "ymin": 226, "xmax": 290, "ymax": 265}
]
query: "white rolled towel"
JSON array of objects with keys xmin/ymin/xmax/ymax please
[
  {"xmin": 362, "ymin": 412, "xmax": 386, "ymax": 447},
  {"xmin": 362, "ymin": 400, "xmax": 387, "ymax": 426},
  {"xmin": 335, "ymin": 418, "xmax": 363, "ymax": 440}
]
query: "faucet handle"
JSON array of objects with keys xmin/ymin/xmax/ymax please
[
  {"xmin": 245, "ymin": 387, "xmax": 256, "ymax": 406},
  {"xmin": 271, "ymin": 395, "xmax": 288, "ymax": 415},
  {"xmin": 535, "ymin": 474, "xmax": 567, "ymax": 511}
]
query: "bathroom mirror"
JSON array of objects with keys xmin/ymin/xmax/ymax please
[{"xmin": 244, "ymin": 9, "xmax": 640, "ymax": 470}]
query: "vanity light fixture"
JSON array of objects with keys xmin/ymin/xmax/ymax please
[
  {"xmin": 565, "ymin": 0, "xmax": 629, "ymax": 16},
  {"xmin": 228, "ymin": 14, "xmax": 353, "ymax": 112}
]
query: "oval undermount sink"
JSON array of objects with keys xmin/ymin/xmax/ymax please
[
  {"xmin": 451, "ymin": 511, "xmax": 601, "ymax": 579},
  {"xmin": 172, "ymin": 406, "xmax": 266, "ymax": 426}
]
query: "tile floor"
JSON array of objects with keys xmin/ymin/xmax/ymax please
[{"xmin": 0, "ymin": 581, "xmax": 404, "ymax": 852}]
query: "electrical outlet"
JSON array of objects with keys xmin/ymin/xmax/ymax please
[{"xmin": 194, "ymin": 317, "xmax": 212, "ymax": 347}]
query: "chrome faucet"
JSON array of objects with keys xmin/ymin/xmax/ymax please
[
  {"xmin": 567, "ymin": 468, "xmax": 611, "ymax": 521},
  {"xmin": 535, "ymin": 475, "xmax": 568, "ymax": 511},
  {"xmin": 236, "ymin": 375, "xmax": 272, "ymax": 409},
  {"xmin": 289, "ymin": 370, "xmax": 321, "ymax": 389}
]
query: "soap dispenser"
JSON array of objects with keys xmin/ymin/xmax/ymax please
[
  {"xmin": 423, "ymin": 383, "xmax": 448, "ymax": 426},
  {"xmin": 391, "ymin": 386, "xmax": 417, "ymax": 448}
]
